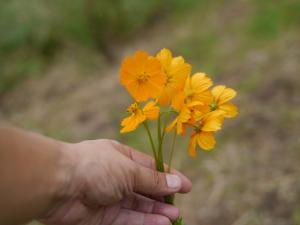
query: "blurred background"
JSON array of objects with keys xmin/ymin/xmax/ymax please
[{"xmin": 0, "ymin": 0, "xmax": 300, "ymax": 224}]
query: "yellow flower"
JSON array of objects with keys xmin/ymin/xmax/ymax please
[
  {"xmin": 188, "ymin": 132, "xmax": 216, "ymax": 157},
  {"xmin": 166, "ymin": 104, "xmax": 191, "ymax": 135},
  {"xmin": 172, "ymin": 72, "xmax": 213, "ymax": 111},
  {"xmin": 121, "ymin": 101, "xmax": 159, "ymax": 133},
  {"xmin": 120, "ymin": 51, "xmax": 166, "ymax": 102},
  {"xmin": 188, "ymin": 111, "xmax": 224, "ymax": 157},
  {"xmin": 184, "ymin": 73, "xmax": 213, "ymax": 105},
  {"xmin": 143, "ymin": 101, "xmax": 160, "ymax": 120},
  {"xmin": 156, "ymin": 48, "xmax": 191, "ymax": 105},
  {"xmin": 211, "ymin": 85, "xmax": 238, "ymax": 118}
]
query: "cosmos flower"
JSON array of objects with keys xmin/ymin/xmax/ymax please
[
  {"xmin": 121, "ymin": 101, "xmax": 159, "ymax": 133},
  {"xmin": 120, "ymin": 51, "xmax": 166, "ymax": 102},
  {"xmin": 188, "ymin": 111, "xmax": 224, "ymax": 157},
  {"xmin": 211, "ymin": 85, "xmax": 238, "ymax": 118},
  {"xmin": 156, "ymin": 48, "xmax": 191, "ymax": 105}
]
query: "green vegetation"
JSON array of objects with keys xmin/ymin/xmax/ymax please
[
  {"xmin": 246, "ymin": 0, "xmax": 300, "ymax": 40},
  {"xmin": 2, "ymin": 0, "xmax": 298, "ymax": 95},
  {"xmin": 0, "ymin": 0, "xmax": 201, "ymax": 95}
]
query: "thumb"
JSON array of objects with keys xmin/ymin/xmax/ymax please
[{"xmin": 132, "ymin": 164, "xmax": 182, "ymax": 196}]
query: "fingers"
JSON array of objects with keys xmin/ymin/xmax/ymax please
[
  {"xmin": 131, "ymin": 162, "xmax": 183, "ymax": 197},
  {"xmin": 121, "ymin": 194, "xmax": 179, "ymax": 221},
  {"xmin": 41, "ymin": 200, "xmax": 89, "ymax": 225},
  {"xmin": 112, "ymin": 141, "xmax": 192, "ymax": 193},
  {"xmin": 112, "ymin": 209, "xmax": 171, "ymax": 225}
]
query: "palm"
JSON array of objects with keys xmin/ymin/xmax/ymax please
[
  {"xmin": 42, "ymin": 194, "xmax": 177, "ymax": 225},
  {"xmin": 42, "ymin": 199, "xmax": 119, "ymax": 225}
]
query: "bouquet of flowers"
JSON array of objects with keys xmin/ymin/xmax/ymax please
[{"xmin": 119, "ymin": 49, "xmax": 238, "ymax": 225}]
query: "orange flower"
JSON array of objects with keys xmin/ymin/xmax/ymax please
[
  {"xmin": 156, "ymin": 48, "xmax": 191, "ymax": 105},
  {"xmin": 188, "ymin": 111, "xmax": 224, "ymax": 157},
  {"xmin": 166, "ymin": 104, "xmax": 191, "ymax": 135},
  {"xmin": 121, "ymin": 101, "xmax": 159, "ymax": 133},
  {"xmin": 188, "ymin": 132, "xmax": 216, "ymax": 157},
  {"xmin": 211, "ymin": 85, "xmax": 238, "ymax": 118},
  {"xmin": 172, "ymin": 73, "xmax": 213, "ymax": 111},
  {"xmin": 184, "ymin": 73, "xmax": 213, "ymax": 105},
  {"xmin": 120, "ymin": 51, "xmax": 166, "ymax": 102}
]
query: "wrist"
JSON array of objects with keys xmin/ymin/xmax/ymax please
[
  {"xmin": 39, "ymin": 141, "xmax": 78, "ymax": 221},
  {"xmin": 51, "ymin": 142, "xmax": 76, "ymax": 201},
  {"xmin": 0, "ymin": 127, "xmax": 79, "ymax": 224}
]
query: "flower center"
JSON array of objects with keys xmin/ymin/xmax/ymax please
[
  {"xmin": 137, "ymin": 73, "xmax": 149, "ymax": 83},
  {"xmin": 186, "ymin": 91, "xmax": 194, "ymax": 101},
  {"xmin": 194, "ymin": 120, "xmax": 203, "ymax": 132},
  {"xmin": 165, "ymin": 74, "xmax": 172, "ymax": 86},
  {"xmin": 210, "ymin": 102, "xmax": 218, "ymax": 111},
  {"xmin": 127, "ymin": 103, "xmax": 139, "ymax": 114}
]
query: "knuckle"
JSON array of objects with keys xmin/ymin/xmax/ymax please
[
  {"xmin": 108, "ymin": 139, "xmax": 121, "ymax": 146},
  {"xmin": 126, "ymin": 147, "xmax": 134, "ymax": 160},
  {"xmin": 152, "ymin": 170, "xmax": 163, "ymax": 194},
  {"xmin": 102, "ymin": 138, "xmax": 119, "ymax": 146}
]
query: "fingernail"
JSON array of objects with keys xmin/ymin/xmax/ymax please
[{"xmin": 166, "ymin": 174, "xmax": 181, "ymax": 189}]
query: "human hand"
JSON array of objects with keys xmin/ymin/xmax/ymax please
[{"xmin": 40, "ymin": 139, "xmax": 192, "ymax": 225}]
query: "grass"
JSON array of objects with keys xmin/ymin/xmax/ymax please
[{"xmin": 0, "ymin": 0, "xmax": 201, "ymax": 95}]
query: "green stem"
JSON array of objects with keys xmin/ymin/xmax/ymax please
[
  {"xmin": 156, "ymin": 110, "xmax": 176, "ymax": 173},
  {"xmin": 160, "ymin": 110, "xmax": 177, "ymax": 115},
  {"xmin": 143, "ymin": 122, "xmax": 158, "ymax": 162},
  {"xmin": 157, "ymin": 114, "xmax": 164, "ymax": 172},
  {"xmin": 164, "ymin": 130, "xmax": 177, "ymax": 206},
  {"xmin": 168, "ymin": 130, "xmax": 177, "ymax": 173},
  {"xmin": 161, "ymin": 109, "xmax": 175, "ymax": 143},
  {"xmin": 144, "ymin": 116, "xmax": 183, "ymax": 225},
  {"xmin": 157, "ymin": 114, "xmax": 162, "ymax": 155}
]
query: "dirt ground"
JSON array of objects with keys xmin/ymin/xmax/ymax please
[{"xmin": 1, "ymin": 1, "xmax": 300, "ymax": 225}]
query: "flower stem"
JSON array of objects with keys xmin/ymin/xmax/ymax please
[
  {"xmin": 157, "ymin": 115, "xmax": 165, "ymax": 172},
  {"xmin": 143, "ymin": 122, "xmax": 158, "ymax": 162},
  {"xmin": 161, "ymin": 110, "xmax": 173, "ymax": 141},
  {"xmin": 157, "ymin": 113, "xmax": 184, "ymax": 224},
  {"xmin": 168, "ymin": 130, "xmax": 177, "ymax": 173},
  {"xmin": 158, "ymin": 114, "xmax": 162, "ymax": 143}
]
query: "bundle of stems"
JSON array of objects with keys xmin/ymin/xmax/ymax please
[{"xmin": 143, "ymin": 110, "xmax": 185, "ymax": 225}]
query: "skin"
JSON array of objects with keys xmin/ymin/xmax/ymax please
[{"xmin": 0, "ymin": 126, "xmax": 192, "ymax": 225}]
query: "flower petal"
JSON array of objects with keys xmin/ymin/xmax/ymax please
[
  {"xmin": 219, "ymin": 102, "xmax": 238, "ymax": 118},
  {"xmin": 169, "ymin": 56, "xmax": 191, "ymax": 90},
  {"xmin": 188, "ymin": 134, "xmax": 197, "ymax": 157},
  {"xmin": 156, "ymin": 48, "xmax": 172, "ymax": 71},
  {"xmin": 120, "ymin": 58, "xmax": 138, "ymax": 85},
  {"xmin": 211, "ymin": 85, "xmax": 226, "ymax": 102},
  {"xmin": 219, "ymin": 88, "xmax": 236, "ymax": 105},
  {"xmin": 201, "ymin": 111, "xmax": 224, "ymax": 132},
  {"xmin": 171, "ymin": 92, "xmax": 185, "ymax": 111},
  {"xmin": 212, "ymin": 85, "xmax": 237, "ymax": 105},
  {"xmin": 176, "ymin": 105, "xmax": 191, "ymax": 135},
  {"xmin": 126, "ymin": 82, "xmax": 146, "ymax": 102},
  {"xmin": 158, "ymin": 89, "xmax": 170, "ymax": 105},
  {"xmin": 193, "ymin": 90, "xmax": 213, "ymax": 105},
  {"xmin": 120, "ymin": 111, "xmax": 146, "ymax": 133},
  {"xmin": 196, "ymin": 131, "xmax": 216, "ymax": 151},
  {"xmin": 143, "ymin": 101, "xmax": 160, "ymax": 120},
  {"xmin": 190, "ymin": 73, "xmax": 213, "ymax": 93}
]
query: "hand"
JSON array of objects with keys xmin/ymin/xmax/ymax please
[{"xmin": 40, "ymin": 139, "xmax": 192, "ymax": 225}]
